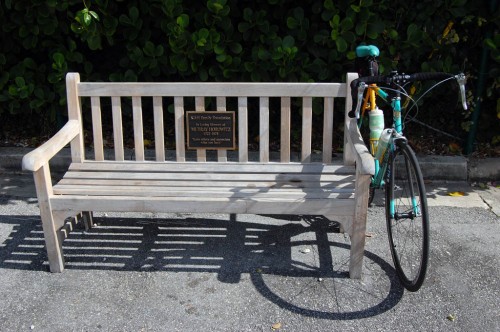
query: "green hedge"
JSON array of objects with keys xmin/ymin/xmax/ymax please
[{"xmin": 1, "ymin": 0, "xmax": 498, "ymax": 148}]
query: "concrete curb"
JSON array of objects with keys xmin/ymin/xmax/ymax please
[{"xmin": 1, "ymin": 147, "xmax": 498, "ymax": 181}]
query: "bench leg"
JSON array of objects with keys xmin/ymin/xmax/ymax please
[
  {"xmin": 82, "ymin": 211, "xmax": 94, "ymax": 231},
  {"xmin": 34, "ymin": 165, "xmax": 65, "ymax": 272},
  {"xmin": 349, "ymin": 173, "xmax": 371, "ymax": 279}
]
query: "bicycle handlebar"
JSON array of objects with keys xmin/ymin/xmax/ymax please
[{"xmin": 349, "ymin": 72, "xmax": 468, "ymax": 118}]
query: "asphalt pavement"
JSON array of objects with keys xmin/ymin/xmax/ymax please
[{"xmin": 0, "ymin": 166, "xmax": 499, "ymax": 331}]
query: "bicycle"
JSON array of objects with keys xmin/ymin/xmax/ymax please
[{"xmin": 349, "ymin": 45, "xmax": 468, "ymax": 291}]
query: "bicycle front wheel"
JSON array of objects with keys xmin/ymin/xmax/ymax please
[{"xmin": 385, "ymin": 139, "xmax": 429, "ymax": 292}]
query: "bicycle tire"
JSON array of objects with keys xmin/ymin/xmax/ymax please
[{"xmin": 385, "ymin": 139, "xmax": 429, "ymax": 292}]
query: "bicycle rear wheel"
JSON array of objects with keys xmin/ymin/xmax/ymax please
[{"xmin": 385, "ymin": 139, "xmax": 429, "ymax": 291}]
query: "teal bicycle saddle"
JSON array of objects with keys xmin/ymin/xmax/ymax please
[{"xmin": 356, "ymin": 45, "xmax": 380, "ymax": 57}]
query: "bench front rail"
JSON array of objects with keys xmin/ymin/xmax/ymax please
[{"xmin": 22, "ymin": 73, "xmax": 374, "ymax": 278}]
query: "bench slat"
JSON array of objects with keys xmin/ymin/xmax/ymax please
[
  {"xmin": 57, "ymin": 178, "xmax": 355, "ymax": 189},
  {"xmin": 111, "ymin": 97, "xmax": 125, "ymax": 161},
  {"xmin": 280, "ymin": 97, "xmax": 291, "ymax": 163},
  {"xmin": 153, "ymin": 96, "xmax": 165, "ymax": 162},
  {"xmin": 302, "ymin": 97, "xmax": 312, "ymax": 162},
  {"xmin": 68, "ymin": 162, "xmax": 355, "ymax": 174},
  {"xmin": 323, "ymin": 97, "xmax": 334, "ymax": 163},
  {"xmin": 63, "ymin": 171, "xmax": 354, "ymax": 182},
  {"xmin": 78, "ymin": 82, "xmax": 347, "ymax": 97},
  {"xmin": 260, "ymin": 97, "xmax": 269, "ymax": 163},
  {"xmin": 174, "ymin": 96, "xmax": 185, "ymax": 162},
  {"xmin": 51, "ymin": 195, "xmax": 355, "ymax": 215},
  {"xmin": 91, "ymin": 96, "xmax": 104, "ymax": 161},
  {"xmin": 216, "ymin": 96, "xmax": 227, "ymax": 162},
  {"xmin": 132, "ymin": 96, "xmax": 145, "ymax": 161},
  {"xmin": 53, "ymin": 185, "xmax": 354, "ymax": 199},
  {"xmin": 238, "ymin": 97, "xmax": 248, "ymax": 162},
  {"xmin": 195, "ymin": 96, "xmax": 206, "ymax": 162}
]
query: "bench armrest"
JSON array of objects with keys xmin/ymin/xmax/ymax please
[
  {"xmin": 346, "ymin": 118, "xmax": 375, "ymax": 176},
  {"xmin": 22, "ymin": 120, "xmax": 80, "ymax": 172}
]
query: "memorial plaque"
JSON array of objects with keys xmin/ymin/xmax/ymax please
[{"xmin": 186, "ymin": 111, "xmax": 236, "ymax": 149}]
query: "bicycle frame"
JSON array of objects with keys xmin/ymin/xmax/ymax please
[{"xmin": 360, "ymin": 83, "xmax": 421, "ymax": 218}]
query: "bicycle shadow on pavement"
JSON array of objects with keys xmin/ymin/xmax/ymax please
[{"xmin": 0, "ymin": 213, "xmax": 404, "ymax": 320}]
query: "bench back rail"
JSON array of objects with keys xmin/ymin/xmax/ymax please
[{"xmin": 67, "ymin": 73, "xmax": 354, "ymax": 165}]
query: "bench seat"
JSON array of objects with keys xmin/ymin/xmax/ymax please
[{"xmin": 52, "ymin": 162, "xmax": 357, "ymax": 215}]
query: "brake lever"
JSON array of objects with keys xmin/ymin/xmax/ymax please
[{"xmin": 455, "ymin": 73, "xmax": 467, "ymax": 111}]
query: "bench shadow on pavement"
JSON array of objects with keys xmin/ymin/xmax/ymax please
[{"xmin": 0, "ymin": 213, "xmax": 403, "ymax": 320}]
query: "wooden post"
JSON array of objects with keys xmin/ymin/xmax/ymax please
[
  {"xmin": 349, "ymin": 171, "xmax": 371, "ymax": 279},
  {"xmin": 344, "ymin": 72, "xmax": 358, "ymax": 166},
  {"xmin": 66, "ymin": 73, "xmax": 85, "ymax": 163},
  {"xmin": 33, "ymin": 164, "xmax": 65, "ymax": 272},
  {"xmin": 82, "ymin": 211, "xmax": 94, "ymax": 231}
]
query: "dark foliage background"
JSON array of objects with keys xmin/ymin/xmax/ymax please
[{"xmin": 1, "ymin": 0, "xmax": 498, "ymax": 153}]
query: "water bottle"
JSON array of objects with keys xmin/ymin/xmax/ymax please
[
  {"xmin": 375, "ymin": 129, "xmax": 392, "ymax": 163},
  {"xmin": 369, "ymin": 107, "xmax": 384, "ymax": 148}
]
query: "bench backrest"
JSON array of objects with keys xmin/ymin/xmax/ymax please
[{"xmin": 66, "ymin": 73, "xmax": 356, "ymax": 165}]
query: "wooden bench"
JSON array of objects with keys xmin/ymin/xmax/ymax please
[{"xmin": 22, "ymin": 72, "xmax": 374, "ymax": 277}]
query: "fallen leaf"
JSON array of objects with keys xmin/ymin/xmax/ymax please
[
  {"xmin": 271, "ymin": 322, "xmax": 282, "ymax": 330},
  {"xmin": 448, "ymin": 142, "xmax": 462, "ymax": 154},
  {"xmin": 447, "ymin": 313, "xmax": 456, "ymax": 321},
  {"xmin": 447, "ymin": 191, "xmax": 465, "ymax": 197},
  {"xmin": 255, "ymin": 268, "xmax": 263, "ymax": 273}
]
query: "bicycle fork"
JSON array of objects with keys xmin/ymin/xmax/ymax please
[{"xmin": 388, "ymin": 139, "xmax": 421, "ymax": 220}]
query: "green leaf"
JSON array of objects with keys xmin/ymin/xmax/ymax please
[
  {"xmin": 216, "ymin": 54, "xmax": 227, "ymax": 63},
  {"xmin": 341, "ymin": 31, "xmax": 356, "ymax": 44},
  {"xmin": 355, "ymin": 22, "xmax": 366, "ymax": 36},
  {"xmin": 214, "ymin": 45, "xmax": 225, "ymax": 54},
  {"xmin": 129, "ymin": 7, "xmax": 139, "ymax": 21},
  {"xmin": 258, "ymin": 48, "xmax": 270, "ymax": 60},
  {"xmin": 484, "ymin": 38, "xmax": 497, "ymax": 50},
  {"xmin": 293, "ymin": 7, "xmax": 304, "ymax": 20},
  {"xmin": 282, "ymin": 35, "xmax": 295, "ymax": 48},
  {"xmin": 287, "ymin": 17, "xmax": 298, "ymax": 29},
  {"xmin": 155, "ymin": 45, "xmax": 164, "ymax": 57},
  {"xmin": 199, "ymin": 28, "xmax": 209, "ymax": 39},
  {"xmin": 335, "ymin": 37, "xmax": 347, "ymax": 52},
  {"xmin": 346, "ymin": 51, "xmax": 356, "ymax": 60},
  {"xmin": 87, "ymin": 35, "xmax": 102, "ymax": 50},
  {"xmin": 324, "ymin": 0, "xmax": 334, "ymax": 10},
  {"xmin": 89, "ymin": 11, "xmax": 100, "ymax": 21},
  {"xmin": 143, "ymin": 42, "xmax": 154, "ymax": 56},
  {"xmin": 177, "ymin": 14, "xmax": 189, "ymax": 28},
  {"xmin": 52, "ymin": 52, "xmax": 65, "ymax": 67},
  {"xmin": 199, "ymin": 68, "xmax": 208, "ymax": 81},
  {"xmin": 341, "ymin": 17, "xmax": 354, "ymax": 31},
  {"xmin": 229, "ymin": 43, "xmax": 243, "ymax": 54},
  {"xmin": 389, "ymin": 29, "xmax": 398, "ymax": 40},
  {"xmin": 83, "ymin": 12, "xmax": 92, "ymax": 26},
  {"xmin": 15, "ymin": 77, "xmax": 25, "ymax": 87},
  {"xmin": 407, "ymin": 23, "xmax": 421, "ymax": 41}
]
